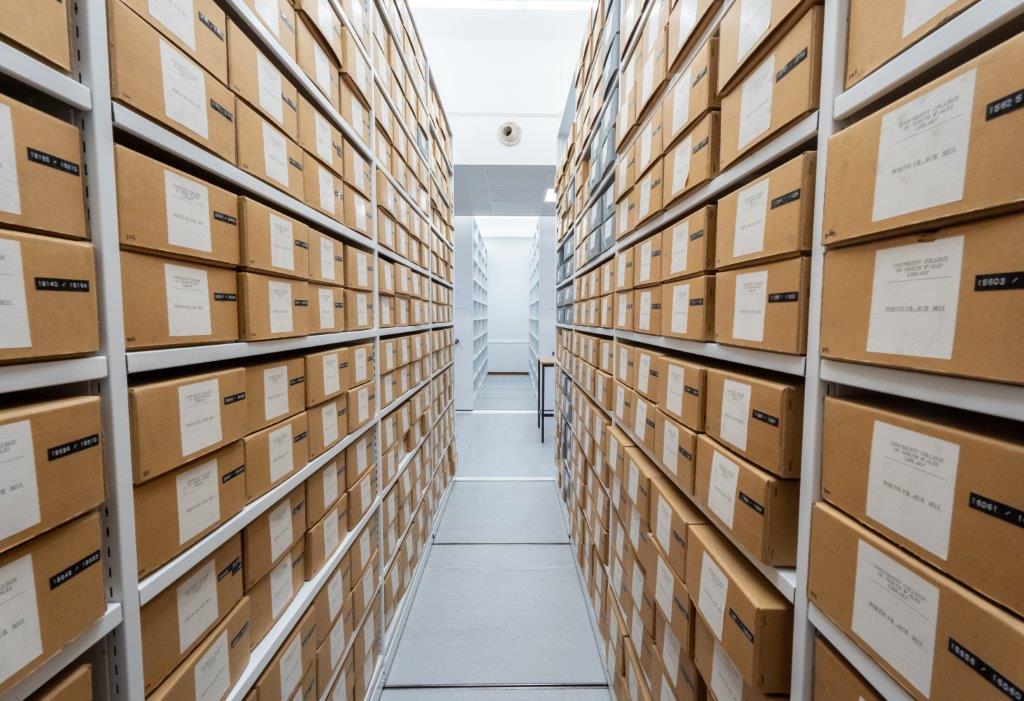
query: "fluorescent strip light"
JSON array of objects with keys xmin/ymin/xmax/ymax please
[{"xmin": 544, "ymin": 188, "xmax": 556, "ymax": 203}]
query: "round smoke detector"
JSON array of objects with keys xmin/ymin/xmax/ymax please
[{"xmin": 498, "ymin": 121, "xmax": 521, "ymax": 147}]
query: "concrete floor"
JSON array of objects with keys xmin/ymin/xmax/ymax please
[
  {"xmin": 475, "ymin": 374, "xmax": 538, "ymax": 410},
  {"xmin": 380, "ymin": 410, "xmax": 609, "ymax": 698}
]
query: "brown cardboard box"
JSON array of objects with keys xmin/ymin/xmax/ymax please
[
  {"xmin": 648, "ymin": 628, "xmax": 702, "ymax": 701},
  {"xmin": 339, "ymin": 80, "xmax": 372, "ymax": 145},
  {"xmin": 121, "ymin": 250, "xmax": 239, "ymax": 349},
  {"xmin": 705, "ymin": 367, "xmax": 803, "ymax": 478},
  {"xmin": 244, "ymin": 412, "xmax": 309, "ymax": 501},
  {"xmin": 293, "ymin": 0, "xmax": 342, "ymax": 61},
  {"xmin": 306, "ymin": 458, "xmax": 345, "ymax": 528},
  {"xmin": 139, "ymin": 536, "xmax": 243, "ymax": 693},
  {"xmin": 311, "ymin": 283, "xmax": 346, "ymax": 333},
  {"xmin": 345, "ymin": 288, "xmax": 375, "ymax": 330},
  {"xmin": 808, "ymin": 502, "xmax": 1024, "ymax": 701},
  {"xmin": 716, "ymin": 151, "xmax": 815, "ymax": 269},
  {"xmin": 252, "ymin": 606, "xmax": 318, "ymax": 699},
  {"xmin": 633, "ymin": 347, "xmax": 663, "ymax": 402},
  {"xmin": 311, "ymin": 558, "xmax": 353, "ymax": 644},
  {"xmin": 717, "ymin": 0, "xmax": 818, "ymax": 92},
  {"xmin": 245, "ymin": 356, "xmax": 306, "ymax": 434},
  {"xmin": 660, "ymin": 205, "xmax": 716, "ymax": 283},
  {"xmin": 648, "ymin": 472, "xmax": 707, "ymax": 578},
  {"xmin": 347, "ymin": 467, "xmax": 378, "ymax": 528},
  {"xmin": 632, "ymin": 235, "xmax": 663, "ymax": 288},
  {"xmin": 635, "ymin": 106, "xmax": 665, "ymax": 180},
  {"xmin": 344, "ymin": 244, "xmax": 375, "ymax": 291},
  {"xmin": 0, "ymin": 397, "xmax": 103, "ymax": 555},
  {"xmin": 692, "ymin": 615, "xmax": 774, "ymax": 701},
  {"xmin": 615, "ymin": 343, "xmax": 638, "ymax": 389},
  {"xmin": 347, "ymin": 381, "xmax": 376, "ymax": 430},
  {"xmin": 821, "ymin": 395, "xmax": 1024, "ymax": 616},
  {"xmin": 667, "ymin": 0, "xmax": 719, "ymax": 71},
  {"xmin": 685, "ymin": 523, "xmax": 792, "ymax": 693},
  {"xmin": 719, "ymin": 6, "xmax": 822, "ymax": 168},
  {"xmin": 343, "ymin": 139, "xmax": 373, "ymax": 199},
  {"xmin": 305, "ymin": 495, "xmax": 349, "ymax": 578},
  {"xmin": 649, "ymin": 554, "xmax": 696, "ymax": 664},
  {"xmin": 307, "ymin": 231, "xmax": 346, "ymax": 285},
  {"xmin": 663, "ymin": 37, "xmax": 718, "ymax": 148},
  {"xmin": 617, "ymin": 248, "xmax": 637, "ymax": 292},
  {"xmin": 0, "ymin": 513, "xmax": 104, "ymax": 696},
  {"xmin": 656, "ymin": 355, "xmax": 706, "ymax": 432},
  {"xmin": 146, "ymin": 598, "xmax": 251, "ymax": 701},
  {"xmin": 342, "ymin": 342, "xmax": 374, "ymax": 390},
  {"xmin": 304, "ymin": 347, "xmax": 352, "ymax": 407},
  {"xmin": 0, "ymin": 95, "xmax": 86, "ymax": 239},
  {"xmin": 236, "ymin": 101, "xmax": 305, "ymax": 200},
  {"xmin": 297, "ymin": 96, "xmax": 345, "ymax": 177},
  {"xmin": 307, "ymin": 397, "xmax": 348, "ymax": 459},
  {"xmin": 813, "ymin": 636, "xmax": 884, "ymax": 701},
  {"xmin": 238, "ymin": 272, "xmax": 310, "ymax": 340},
  {"xmin": 635, "ymin": 159, "xmax": 665, "ymax": 226},
  {"xmin": 108, "ymin": 0, "xmax": 236, "ymax": 161},
  {"xmin": 341, "ymin": 28, "xmax": 372, "ymax": 105},
  {"xmin": 633, "ymin": 285, "xmax": 663, "ymax": 335},
  {"xmin": 345, "ymin": 430, "xmax": 375, "ymax": 486},
  {"xmin": 118, "ymin": 0, "xmax": 228, "ymax": 83},
  {"xmin": 344, "ymin": 186, "xmax": 372, "ymax": 236},
  {"xmin": 227, "ymin": 21, "xmax": 298, "ymax": 138},
  {"xmin": 0, "ymin": 2, "xmax": 71, "ymax": 71},
  {"xmin": 304, "ymin": 152, "xmax": 346, "ymax": 220},
  {"xmin": 31, "ymin": 662, "xmax": 92, "ymax": 701},
  {"xmin": 662, "ymin": 111, "xmax": 720, "ymax": 205},
  {"xmin": 0, "ymin": 230, "xmax": 98, "ymax": 363},
  {"xmin": 615, "ymin": 291, "xmax": 635, "ymax": 330},
  {"xmin": 661, "ymin": 275, "xmax": 715, "ymax": 341},
  {"xmin": 845, "ymin": 0, "xmax": 981, "ymax": 88},
  {"xmin": 655, "ymin": 409, "xmax": 698, "ymax": 496},
  {"xmin": 116, "ymin": 146, "xmax": 240, "ymax": 265},
  {"xmin": 823, "ymin": 33, "xmax": 1024, "ymax": 245},
  {"xmin": 820, "ymin": 214, "xmax": 1024, "ymax": 384},
  {"xmin": 296, "ymin": 16, "xmax": 340, "ymax": 111},
  {"xmin": 127, "ymin": 367, "xmax": 247, "ymax": 483},
  {"xmin": 694, "ymin": 435, "xmax": 799, "ymax": 566},
  {"xmin": 243, "ymin": 486, "xmax": 306, "ymax": 588},
  {"xmin": 133, "ymin": 441, "xmax": 244, "ymax": 576},
  {"xmin": 242, "ymin": 0, "xmax": 297, "ymax": 60},
  {"xmin": 714, "ymin": 256, "xmax": 810, "ymax": 354},
  {"xmin": 239, "ymin": 197, "xmax": 309, "ymax": 279}
]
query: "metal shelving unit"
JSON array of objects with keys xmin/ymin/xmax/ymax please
[
  {"xmin": 454, "ymin": 217, "xmax": 489, "ymax": 409},
  {"xmin": 527, "ymin": 219, "xmax": 557, "ymax": 406},
  {"xmin": 0, "ymin": 0, "xmax": 456, "ymax": 697}
]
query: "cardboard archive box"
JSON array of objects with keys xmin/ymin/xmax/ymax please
[
  {"xmin": 118, "ymin": 0, "xmax": 228, "ymax": 83},
  {"xmin": 244, "ymin": 356, "xmax": 306, "ymax": 434},
  {"xmin": 0, "ymin": 3, "xmax": 71, "ymax": 71},
  {"xmin": 226, "ymin": 21, "xmax": 298, "ymax": 138},
  {"xmin": 239, "ymin": 197, "xmax": 310, "ymax": 279},
  {"xmin": 235, "ymin": 101, "xmax": 306, "ymax": 200},
  {"xmin": 813, "ymin": 636, "xmax": 883, "ymax": 700},
  {"xmin": 243, "ymin": 486, "xmax": 306, "ymax": 589},
  {"xmin": 660, "ymin": 275, "xmax": 715, "ymax": 341},
  {"xmin": 244, "ymin": 412, "xmax": 310, "ymax": 501},
  {"xmin": 248, "ymin": 539, "xmax": 305, "ymax": 645},
  {"xmin": 238, "ymin": 272, "xmax": 311, "ymax": 340},
  {"xmin": 659, "ymin": 205, "xmax": 716, "ymax": 283},
  {"xmin": 714, "ymin": 255, "xmax": 810, "ymax": 354}
]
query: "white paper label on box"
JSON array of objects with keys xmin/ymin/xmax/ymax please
[
  {"xmin": 165, "ymin": 263, "xmax": 212, "ymax": 338},
  {"xmin": 269, "ymin": 552, "xmax": 293, "ymax": 617},
  {"xmin": 357, "ymin": 252, "xmax": 369, "ymax": 287},
  {"xmin": 669, "ymin": 221, "xmax": 690, "ymax": 274},
  {"xmin": 193, "ymin": 630, "xmax": 229, "ymax": 701},
  {"xmin": 867, "ymin": 420, "xmax": 960, "ymax": 559},
  {"xmin": 638, "ymin": 290, "xmax": 652, "ymax": 330},
  {"xmin": 655, "ymin": 556, "xmax": 675, "ymax": 619},
  {"xmin": 256, "ymin": 51, "xmax": 284, "ymax": 124},
  {"xmin": 314, "ymin": 112, "xmax": 333, "ymax": 164},
  {"xmin": 732, "ymin": 269, "xmax": 768, "ymax": 341},
  {"xmin": 279, "ymin": 634, "xmax": 303, "ymax": 699},
  {"xmin": 0, "ymin": 419, "xmax": 40, "ymax": 542},
  {"xmin": 176, "ymin": 559, "xmax": 217, "ymax": 653},
  {"xmin": 323, "ymin": 507, "xmax": 340, "ymax": 555},
  {"xmin": 269, "ymin": 499, "xmax": 293, "ymax": 562},
  {"xmin": 662, "ymin": 420, "xmax": 680, "ymax": 476},
  {"xmin": 318, "ymin": 287, "xmax": 334, "ymax": 330},
  {"xmin": 618, "ymin": 349, "xmax": 629, "ymax": 380},
  {"xmin": 655, "ymin": 493, "xmax": 673, "ymax": 557},
  {"xmin": 0, "ymin": 553, "xmax": 41, "ymax": 686},
  {"xmin": 708, "ymin": 450, "xmax": 740, "ymax": 529},
  {"xmin": 671, "ymin": 283, "xmax": 690, "ymax": 334},
  {"xmin": 666, "ymin": 363, "xmax": 685, "ymax": 417},
  {"xmin": 642, "ymin": 54, "xmax": 656, "ymax": 101},
  {"xmin": 150, "ymin": 0, "xmax": 197, "ymax": 50},
  {"xmin": 637, "ymin": 353, "xmax": 652, "ymax": 394},
  {"xmin": 357, "ymin": 292, "xmax": 368, "ymax": 326},
  {"xmin": 255, "ymin": 0, "xmax": 279, "ymax": 36},
  {"xmin": 711, "ymin": 641, "xmax": 744, "ymax": 701},
  {"xmin": 360, "ymin": 472, "xmax": 372, "ymax": 505},
  {"xmin": 671, "ymin": 68, "xmax": 693, "ymax": 135},
  {"xmin": 867, "ymin": 234, "xmax": 964, "ymax": 359},
  {"xmin": 903, "ymin": 0, "xmax": 959, "ymax": 37},
  {"xmin": 356, "ymin": 438, "xmax": 368, "ymax": 473},
  {"xmin": 0, "ymin": 104, "xmax": 22, "ymax": 216},
  {"xmin": 678, "ymin": 0, "xmax": 699, "ymax": 39},
  {"xmin": 321, "ymin": 402, "xmax": 339, "ymax": 445},
  {"xmin": 268, "ymin": 280, "xmax": 293, "ymax": 333},
  {"xmin": 737, "ymin": 0, "xmax": 772, "ymax": 60},
  {"xmin": 329, "ymin": 614, "xmax": 346, "ymax": 665},
  {"xmin": 733, "ymin": 178, "xmax": 770, "ymax": 257},
  {"xmin": 639, "ymin": 241, "xmax": 653, "ymax": 283},
  {"xmin": 322, "ymin": 463, "xmax": 339, "ymax": 507},
  {"xmin": 698, "ymin": 551, "xmax": 729, "ymax": 639},
  {"xmin": 327, "ymin": 568, "xmax": 344, "ymax": 619},
  {"xmin": 640, "ymin": 126, "xmax": 652, "ymax": 170},
  {"xmin": 873, "ymin": 70, "xmax": 976, "ymax": 222},
  {"xmin": 269, "ymin": 422, "xmax": 294, "ymax": 482},
  {"xmin": 634, "ymin": 402, "xmax": 650, "ymax": 440},
  {"xmin": 671, "ymin": 134, "xmax": 693, "ymax": 195},
  {"xmin": 313, "ymin": 42, "xmax": 332, "ymax": 95},
  {"xmin": 617, "ymin": 255, "xmax": 628, "ymax": 287},
  {"xmin": 264, "ymin": 365, "xmax": 289, "ymax": 421},
  {"xmin": 318, "ymin": 166, "xmax": 335, "ymax": 214},
  {"xmin": 738, "ymin": 55, "xmax": 774, "ymax": 150},
  {"xmin": 178, "ymin": 379, "xmax": 221, "ymax": 457},
  {"xmin": 175, "ymin": 457, "xmax": 219, "ymax": 544},
  {"xmin": 719, "ymin": 379, "xmax": 752, "ymax": 451},
  {"xmin": 268, "ymin": 214, "xmax": 295, "ymax": 271},
  {"xmin": 262, "ymin": 121, "xmax": 289, "ymax": 185},
  {"xmin": 322, "ymin": 353, "xmax": 340, "ymax": 395},
  {"xmin": 318, "ymin": 238, "xmax": 335, "ymax": 280},
  {"xmin": 357, "ymin": 387, "xmax": 369, "ymax": 423},
  {"xmin": 661, "ymin": 624, "xmax": 681, "ymax": 686},
  {"xmin": 160, "ymin": 39, "xmax": 208, "ymax": 139},
  {"xmin": 164, "ymin": 170, "xmax": 212, "ymax": 252},
  {"xmin": 316, "ymin": 0, "xmax": 336, "ymax": 39},
  {"xmin": 852, "ymin": 539, "xmax": 939, "ymax": 696}
]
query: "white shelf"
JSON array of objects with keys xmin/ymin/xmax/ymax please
[
  {"xmin": 0, "ymin": 355, "xmax": 108, "ymax": 393},
  {"xmin": 615, "ymin": 330, "xmax": 806, "ymax": 377},
  {"xmin": 112, "ymin": 105, "xmax": 372, "ymax": 248},
  {"xmin": 0, "ymin": 39, "xmax": 92, "ymax": 110},
  {"xmin": 2, "ymin": 604, "xmax": 122, "ymax": 700},
  {"xmin": 833, "ymin": 0, "xmax": 1024, "ymax": 119},
  {"xmin": 820, "ymin": 359, "xmax": 1024, "ymax": 421}
]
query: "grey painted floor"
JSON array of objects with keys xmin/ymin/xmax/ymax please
[
  {"xmin": 476, "ymin": 374, "xmax": 538, "ymax": 410},
  {"xmin": 381, "ymin": 430, "xmax": 608, "ymax": 697}
]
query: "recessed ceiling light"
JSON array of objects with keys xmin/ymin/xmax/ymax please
[{"xmin": 544, "ymin": 188, "xmax": 556, "ymax": 203}]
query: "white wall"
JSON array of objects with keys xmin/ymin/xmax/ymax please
[{"xmin": 485, "ymin": 236, "xmax": 531, "ymax": 373}]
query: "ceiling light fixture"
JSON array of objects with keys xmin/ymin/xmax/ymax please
[{"xmin": 544, "ymin": 188, "xmax": 556, "ymax": 203}]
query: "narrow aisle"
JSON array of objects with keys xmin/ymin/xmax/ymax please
[
  {"xmin": 476, "ymin": 374, "xmax": 537, "ymax": 410},
  {"xmin": 379, "ymin": 414, "xmax": 609, "ymax": 699}
]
